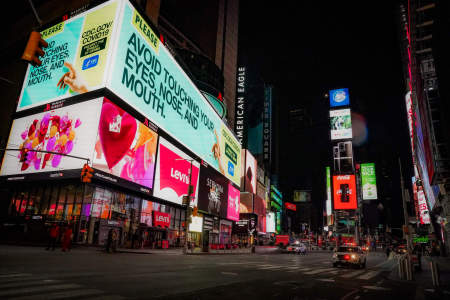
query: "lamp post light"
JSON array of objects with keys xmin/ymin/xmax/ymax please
[{"xmin": 175, "ymin": 158, "xmax": 195, "ymax": 254}]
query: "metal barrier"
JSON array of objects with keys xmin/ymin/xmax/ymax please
[{"xmin": 398, "ymin": 254, "xmax": 413, "ymax": 280}]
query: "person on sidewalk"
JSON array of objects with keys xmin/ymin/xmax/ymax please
[
  {"xmin": 61, "ymin": 224, "xmax": 73, "ymax": 252},
  {"xmin": 111, "ymin": 229, "xmax": 118, "ymax": 253},
  {"xmin": 46, "ymin": 223, "xmax": 60, "ymax": 251}
]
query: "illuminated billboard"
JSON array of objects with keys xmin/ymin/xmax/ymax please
[
  {"xmin": 285, "ymin": 202, "xmax": 296, "ymax": 211},
  {"xmin": 241, "ymin": 150, "xmax": 257, "ymax": 194},
  {"xmin": 227, "ymin": 183, "xmax": 240, "ymax": 221},
  {"xmin": 153, "ymin": 137, "xmax": 200, "ymax": 207},
  {"xmin": 197, "ymin": 165, "xmax": 228, "ymax": 218},
  {"xmin": 360, "ymin": 163, "xmax": 378, "ymax": 200},
  {"xmin": 93, "ymin": 99, "xmax": 158, "ymax": 189},
  {"xmin": 1, "ymin": 99, "xmax": 102, "ymax": 176},
  {"xmin": 330, "ymin": 109, "xmax": 352, "ymax": 140},
  {"xmin": 240, "ymin": 192, "xmax": 253, "ymax": 213},
  {"xmin": 332, "ymin": 175, "xmax": 357, "ymax": 210},
  {"xmin": 266, "ymin": 212, "xmax": 275, "ymax": 233},
  {"xmin": 16, "ymin": 0, "xmax": 241, "ymax": 188},
  {"xmin": 326, "ymin": 167, "xmax": 332, "ymax": 215},
  {"xmin": 17, "ymin": 1, "xmax": 120, "ymax": 111},
  {"xmin": 293, "ymin": 190, "xmax": 311, "ymax": 202},
  {"xmin": 108, "ymin": 1, "xmax": 241, "ymax": 187},
  {"xmin": 329, "ymin": 88, "xmax": 350, "ymax": 107}
]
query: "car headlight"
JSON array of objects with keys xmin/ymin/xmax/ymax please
[
  {"xmin": 332, "ymin": 253, "xmax": 337, "ymax": 258},
  {"xmin": 351, "ymin": 254, "xmax": 356, "ymax": 260}
]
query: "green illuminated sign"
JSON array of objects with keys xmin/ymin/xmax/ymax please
[{"xmin": 361, "ymin": 163, "xmax": 377, "ymax": 200}]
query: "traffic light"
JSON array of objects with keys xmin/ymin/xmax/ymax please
[
  {"xmin": 22, "ymin": 31, "xmax": 48, "ymax": 66},
  {"xmin": 81, "ymin": 163, "xmax": 94, "ymax": 183},
  {"xmin": 19, "ymin": 148, "xmax": 29, "ymax": 163},
  {"xmin": 192, "ymin": 206, "xmax": 198, "ymax": 217}
]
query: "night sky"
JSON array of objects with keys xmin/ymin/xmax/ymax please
[{"xmin": 239, "ymin": 1, "xmax": 411, "ymax": 229}]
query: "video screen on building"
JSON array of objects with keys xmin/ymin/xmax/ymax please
[
  {"xmin": 266, "ymin": 212, "xmax": 275, "ymax": 233},
  {"xmin": 241, "ymin": 149, "xmax": 257, "ymax": 194},
  {"xmin": 227, "ymin": 183, "xmax": 240, "ymax": 221},
  {"xmin": 329, "ymin": 88, "xmax": 350, "ymax": 107},
  {"xmin": 153, "ymin": 137, "xmax": 200, "ymax": 207},
  {"xmin": 108, "ymin": 0, "xmax": 241, "ymax": 187},
  {"xmin": 197, "ymin": 165, "xmax": 228, "ymax": 218},
  {"xmin": 93, "ymin": 99, "xmax": 158, "ymax": 189},
  {"xmin": 17, "ymin": 0, "xmax": 120, "ymax": 111},
  {"xmin": 360, "ymin": 163, "xmax": 378, "ymax": 200},
  {"xmin": 330, "ymin": 109, "xmax": 352, "ymax": 140},
  {"xmin": 1, "ymin": 99, "xmax": 102, "ymax": 177},
  {"xmin": 332, "ymin": 175, "xmax": 357, "ymax": 210}
]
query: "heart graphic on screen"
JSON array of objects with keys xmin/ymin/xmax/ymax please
[{"xmin": 99, "ymin": 102, "xmax": 137, "ymax": 169}]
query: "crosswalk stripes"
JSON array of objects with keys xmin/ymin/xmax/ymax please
[
  {"xmin": 0, "ymin": 272, "xmax": 125, "ymax": 300},
  {"xmin": 340, "ymin": 270, "xmax": 366, "ymax": 278},
  {"xmin": 355, "ymin": 270, "xmax": 382, "ymax": 280}
]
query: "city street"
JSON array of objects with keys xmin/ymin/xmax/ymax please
[{"xmin": 0, "ymin": 245, "xmax": 424, "ymax": 300}]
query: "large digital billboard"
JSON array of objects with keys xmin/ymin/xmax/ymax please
[
  {"xmin": 330, "ymin": 109, "xmax": 352, "ymax": 140},
  {"xmin": 227, "ymin": 183, "xmax": 240, "ymax": 221},
  {"xmin": 1, "ymin": 99, "xmax": 102, "ymax": 176},
  {"xmin": 197, "ymin": 165, "xmax": 228, "ymax": 218},
  {"xmin": 108, "ymin": 1, "xmax": 241, "ymax": 186},
  {"xmin": 361, "ymin": 163, "xmax": 378, "ymax": 200},
  {"xmin": 93, "ymin": 98, "xmax": 158, "ymax": 189},
  {"xmin": 329, "ymin": 88, "xmax": 350, "ymax": 107},
  {"xmin": 333, "ymin": 175, "xmax": 357, "ymax": 210},
  {"xmin": 266, "ymin": 212, "xmax": 275, "ymax": 233},
  {"xmin": 17, "ymin": 1, "xmax": 120, "ymax": 111},
  {"xmin": 241, "ymin": 150, "xmax": 257, "ymax": 194},
  {"xmin": 16, "ymin": 0, "xmax": 241, "ymax": 188},
  {"xmin": 153, "ymin": 137, "xmax": 200, "ymax": 207}
]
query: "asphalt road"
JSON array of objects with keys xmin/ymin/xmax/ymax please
[{"xmin": 0, "ymin": 245, "xmax": 421, "ymax": 300}]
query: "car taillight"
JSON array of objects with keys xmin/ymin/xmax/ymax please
[{"xmin": 344, "ymin": 254, "xmax": 350, "ymax": 260}]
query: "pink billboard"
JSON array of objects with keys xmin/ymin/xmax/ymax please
[
  {"xmin": 153, "ymin": 137, "xmax": 200, "ymax": 206},
  {"xmin": 93, "ymin": 99, "xmax": 158, "ymax": 189},
  {"xmin": 227, "ymin": 183, "xmax": 240, "ymax": 221}
]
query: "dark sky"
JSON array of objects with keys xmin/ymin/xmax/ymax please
[{"xmin": 239, "ymin": 1, "xmax": 411, "ymax": 228}]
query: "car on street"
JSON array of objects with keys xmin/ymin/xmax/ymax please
[
  {"xmin": 285, "ymin": 241, "xmax": 307, "ymax": 255},
  {"xmin": 332, "ymin": 246, "xmax": 366, "ymax": 268},
  {"xmin": 395, "ymin": 244, "xmax": 408, "ymax": 254}
]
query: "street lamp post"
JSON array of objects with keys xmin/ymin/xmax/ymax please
[{"xmin": 176, "ymin": 158, "xmax": 194, "ymax": 254}]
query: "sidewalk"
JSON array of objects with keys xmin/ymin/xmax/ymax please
[{"xmin": 387, "ymin": 255, "xmax": 450, "ymax": 299}]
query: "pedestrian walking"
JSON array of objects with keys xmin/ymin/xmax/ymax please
[
  {"xmin": 61, "ymin": 224, "xmax": 73, "ymax": 252},
  {"xmin": 386, "ymin": 245, "xmax": 391, "ymax": 258},
  {"xmin": 46, "ymin": 223, "xmax": 60, "ymax": 251}
]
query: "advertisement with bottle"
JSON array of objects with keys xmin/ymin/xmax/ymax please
[
  {"xmin": 107, "ymin": 1, "xmax": 241, "ymax": 186},
  {"xmin": 332, "ymin": 175, "xmax": 357, "ymax": 210},
  {"xmin": 17, "ymin": 0, "xmax": 119, "ymax": 111},
  {"xmin": 360, "ymin": 163, "xmax": 378, "ymax": 200},
  {"xmin": 153, "ymin": 137, "xmax": 200, "ymax": 207}
]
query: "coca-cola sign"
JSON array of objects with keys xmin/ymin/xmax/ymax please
[{"xmin": 153, "ymin": 211, "xmax": 170, "ymax": 228}]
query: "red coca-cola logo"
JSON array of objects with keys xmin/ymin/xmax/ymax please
[{"xmin": 153, "ymin": 211, "xmax": 170, "ymax": 228}]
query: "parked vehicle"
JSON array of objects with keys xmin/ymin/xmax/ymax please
[
  {"xmin": 332, "ymin": 246, "xmax": 367, "ymax": 268},
  {"xmin": 275, "ymin": 235, "xmax": 290, "ymax": 248}
]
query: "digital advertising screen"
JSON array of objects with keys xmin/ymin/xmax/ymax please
[
  {"xmin": 1, "ymin": 99, "xmax": 102, "ymax": 176},
  {"xmin": 197, "ymin": 165, "xmax": 228, "ymax": 218},
  {"xmin": 326, "ymin": 167, "xmax": 332, "ymax": 215},
  {"xmin": 330, "ymin": 109, "xmax": 352, "ymax": 140},
  {"xmin": 329, "ymin": 88, "xmax": 350, "ymax": 107},
  {"xmin": 266, "ymin": 212, "xmax": 275, "ymax": 233},
  {"xmin": 293, "ymin": 190, "xmax": 311, "ymax": 202},
  {"xmin": 241, "ymin": 149, "xmax": 257, "ymax": 194},
  {"xmin": 227, "ymin": 183, "xmax": 240, "ymax": 221},
  {"xmin": 332, "ymin": 175, "xmax": 357, "ymax": 210},
  {"xmin": 153, "ymin": 137, "xmax": 200, "ymax": 207},
  {"xmin": 107, "ymin": 0, "xmax": 241, "ymax": 187},
  {"xmin": 239, "ymin": 192, "xmax": 253, "ymax": 213},
  {"xmin": 93, "ymin": 98, "xmax": 158, "ymax": 189},
  {"xmin": 17, "ymin": 0, "xmax": 120, "ymax": 111},
  {"xmin": 361, "ymin": 163, "xmax": 378, "ymax": 200}
]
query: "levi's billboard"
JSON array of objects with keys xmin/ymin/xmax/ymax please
[
  {"xmin": 153, "ymin": 211, "xmax": 170, "ymax": 227},
  {"xmin": 332, "ymin": 175, "xmax": 357, "ymax": 210},
  {"xmin": 153, "ymin": 137, "xmax": 200, "ymax": 207},
  {"xmin": 16, "ymin": 0, "xmax": 241, "ymax": 188}
]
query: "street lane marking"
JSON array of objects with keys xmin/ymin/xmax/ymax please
[
  {"xmin": 357, "ymin": 271, "xmax": 381, "ymax": 280},
  {"xmin": 258, "ymin": 266, "xmax": 285, "ymax": 270},
  {"xmin": 304, "ymin": 268, "xmax": 335, "ymax": 275},
  {"xmin": 9, "ymin": 288, "xmax": 106, "ymax": 300},
  {"xmin": 0, "ymin": 273, "xmax": 31, "ymax": 278},
  {"xmin": 0, "ymin": 283, "xmax": 81, "ymax": 297},
  {"xmin": 287, "ymin": 268, "xmax": 312, "ymax": 273},
  {"xmin": 317, "ymin": 278, "xmax": 335, "ymax": 282},
  {"xmin": 340, "ymin": 270, "xmax": 366, "ymax": 278},
  {"xmin": 361, "ymin": 285, "xmax": 390, "ymax": 291},
  {"xmin": 221, "ymin": 272, "xmax": 238, "ymax": 276},
  {"xmin": 0, "ymin": 279, "xmax": 60, "ymax": 289}
]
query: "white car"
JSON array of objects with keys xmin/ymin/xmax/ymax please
[
  {"xmin": 332, "ymin": 246, "xmax": 366, "ymax": 268},
  {"xmin": 286, "ymin": 242, "xmax": 307, "ymax": 255}
]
